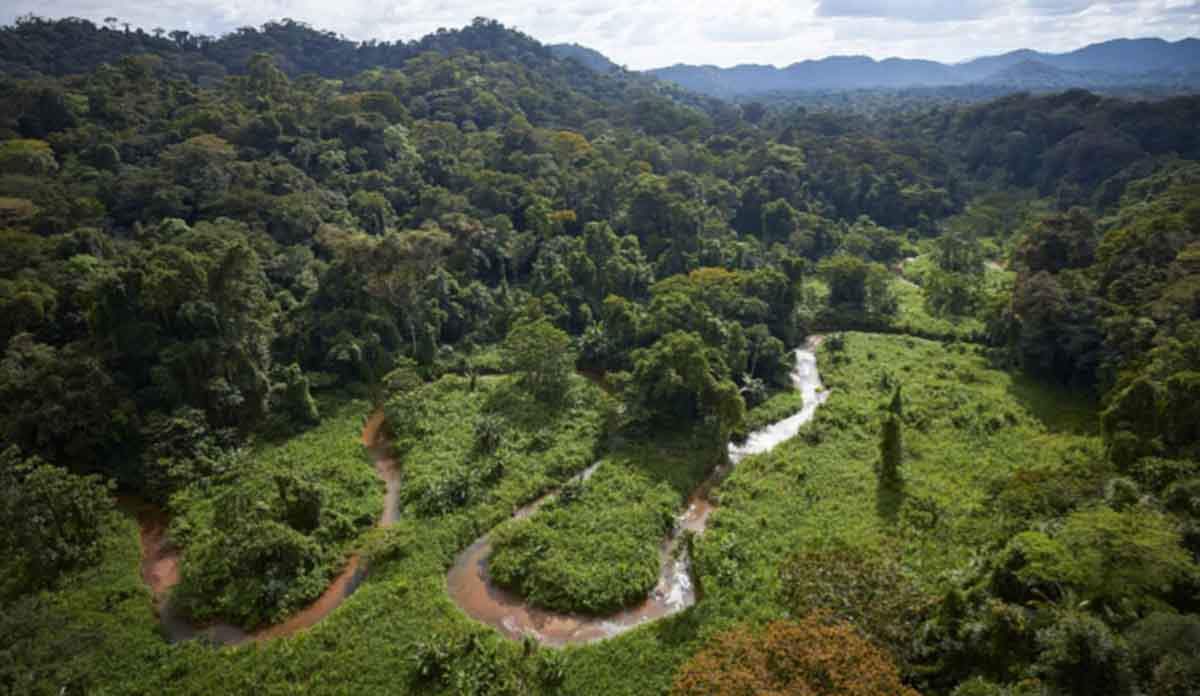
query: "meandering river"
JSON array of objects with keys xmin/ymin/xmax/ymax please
[
  {"xmin": 445, "ymin": 336, "xmax": 828, "ymax": 646},
  {"xmin": 133, "ymin": 337, "xmax": 825, "ymax": 646}
]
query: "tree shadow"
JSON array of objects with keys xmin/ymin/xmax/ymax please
[
  {"xmin": 1005, "ymin": 373, "xmax": 1099, "ymax": 436},
  {"xmin": 875, "ymin": 475, "xmax": 906, "ymax": 525}
]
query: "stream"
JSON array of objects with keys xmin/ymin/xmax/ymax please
[
  {"xmin": 131, "ymin": 410, "xmax": 400, "ymax": 645},
  {"xmin": 445, "ymin": 335, "xmax": 828, "ymax": 646},
  {"xmin": 133, "ymin": 337, "xmax": 825, "ymax": 647}
]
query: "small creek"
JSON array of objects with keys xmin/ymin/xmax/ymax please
[
  {"xmin": 129, "ymin": 410, "xmax": 400, "ymax": 645},
  {"xmin": 445, "ymin": 336, "xmax": 829, "ymax": 646}
]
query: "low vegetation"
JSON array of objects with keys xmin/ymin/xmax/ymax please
[
  {"xmin": 168, "ymin": 400, "xmax": 381, "ymax": 629},
  {"xmin": 489, "ymin": 438, "xmax": 715, "ymax": 614}
]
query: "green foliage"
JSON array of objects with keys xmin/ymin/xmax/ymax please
[
  {"xmin": 1035, "ymin": 610, "xmax": 1132, "ymax": 696},
  {"xmin": 879, "ymin": 385, "xmax": 904, "ymax": 485},
  {"xmin": 169, "ymin": 402, "xmax": 380, "ymax": 628},
  {"xmin": 0, "ymin": 12, "xmax": 1198, "ymax": 696},
  {"xmin": 695, "ymin": 332, "xmax": 1100, "ymax": 633},
  {"xmin": 779, "ymin": 544, "xmax": 932, "ymax": 666},
  {"xmin": 820, "ymin": 253, "xmax": 897, "ymax": 316},
  {"xmin": 0, "ymin": 448, "xmax": 114, "ymax": 596},
  {"xmin": 626, "ymin": 330, "xmax": 745, "ymax": 444},
  {"xmin": 490, "ymin": 441, "xmax": 709, "ymax": 614},
  {"xmin": 1009, "ymin": 507, "xmax": 1196, "ymax": 612},
  {"xmin": 0, "ymin": 138, "xmax": 57, "ymax": 176},
  {"xmin": 501, "ymin": 317, "xmax": 575, "ymax": 402},
  {"xmin": 736, "ymin": 388, "xmax": 805, "ymax": 439},
  {"xmin": 387, "ymin": 373, "xmax": 608, "ymax": 518},
  {"xmin": 1125, "ymin": 613, "xmax": 1200, "ymax": 696}
]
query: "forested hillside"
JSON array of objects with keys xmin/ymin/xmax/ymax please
[{"xmin": 1, "ymin": 15, "xmax": 1198, "ymax": 696}]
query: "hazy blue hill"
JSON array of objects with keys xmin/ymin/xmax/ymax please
[
  {"xmin": 1046, "ymin": 37, "xmax": 1200, "ymax": 73},
  {"xmin": 648, "ymin": 37, "xmax": 1200, "ymax": 96}
]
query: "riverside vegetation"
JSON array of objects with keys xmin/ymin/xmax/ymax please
[{"xmin": 1, "ymin": 15, "xmax": 1199, "ymax": 696}]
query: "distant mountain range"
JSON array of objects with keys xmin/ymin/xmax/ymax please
[{"xmin": 551, "ymin": 38, "xmax": 1200, "ymax": 97}]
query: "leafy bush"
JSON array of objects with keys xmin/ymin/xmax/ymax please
[
  {"xmin": 1125, "ymin": 613, "xmax": 1200, "ymax": 696},
  {"xmin": 488, "ymin": 445, "xmax": 694, "ymax": 614},
  {"xmin": 779, "ymin": 544, "xmax": 933, "ymax": 666},
  {"xmin": 0, "ymin": 448, "xmax": 114, "ymax": 596},
  {"xmin": 168, "ymin": 402, "xmax": 380, "ymax": 628},
  {"xmin": 1035, "ymin": 610, "xmax": 1132, "ymax": 696}
]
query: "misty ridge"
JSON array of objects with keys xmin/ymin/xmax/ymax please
[{"xmin": 4, "ymin": 15, "xmax": 1198, "ymax": 98}]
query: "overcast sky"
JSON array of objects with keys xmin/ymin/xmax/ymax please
[{"xmin": 4, "ymin": 1, "xmax": 1199, "ymax": 69}]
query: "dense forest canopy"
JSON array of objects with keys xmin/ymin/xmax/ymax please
[{"xmin": 1, "ymin": 14, "xmax": 1198, "ymax": 696}]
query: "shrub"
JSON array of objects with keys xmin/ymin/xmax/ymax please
[
  {"xmin": 1125, "ymin": 612, "xmax": 1200, "ymax": 696},
  {"xmin": 1006, "ymin": 507, "xmax": 1196, "ymax": 610},
  {"xmin": 1035, "ymin": 610, "xmax": 1132, "ymax": 696}
]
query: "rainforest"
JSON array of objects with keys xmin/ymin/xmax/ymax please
[{"xmin": 1, "ymin": 14, "xmax": 1199, "ymax": 696}]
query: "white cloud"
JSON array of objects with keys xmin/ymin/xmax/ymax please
[
  {"xmin": 816, "ymin": 0, "xmax": 1003, "ymax": 22},
  {"xmin": 2, "ymin": 0, "xmax": 1198, "ymax": 69}
]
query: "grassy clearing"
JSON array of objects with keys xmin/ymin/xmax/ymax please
[
  {"xmin": 691, "ymin": 332, "xmax": 1101, "ymax": 618},
  {"xmin": 890, "ymin": 278, "xmax": 987, "ymax": 342},
  {"xmin": 489, "ymin": 438, "xmax": 717, "ymax": 614},
  {"xmin": 167, "ymin": 400, "xmax": 382, "ymax": 629},
  {"xmin": 389, "ymin": 373, "xmax": 612, "ymax": 522},
  {"xmin": 801, "ymin": 277, "xmax": 987, "ymax": 342}
]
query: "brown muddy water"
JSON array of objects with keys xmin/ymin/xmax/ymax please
[
  {"xmin": 129, "ymin": 409, "xmax": 400, "ymax": 645},
  {"xmin": 446, "ymin": 336, "xmax": 828, "ymax": 647}
]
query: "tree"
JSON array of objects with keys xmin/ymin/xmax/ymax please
[
  {"xmin": 501, "ymin": 317, "xmax": 575, "ymax": 402},
  {"xmin": 0, "ymin": 334, "xmax": 133, "ymax": 472},
  {"xmin": 0, "ymin": 448, "xmax": 114, "ymax": 594},
  {"xmin": 273, "ymin": 363, "xmax": 320, "ymax": 430},
  {"xmin": 1035, "ymin": 610, "xmax": 1132, "ymax": 696},
  {"xmin": 1008, "ymin": 507, "xmax": 1196, "ymax": 610},
  {"xmin": 1014, "ymin": 208, "xmax": 1097, "ymax": 275},
  {"xmin": 671, "ymin": 614, "xmax": 922, "ymax": 696},
  {"xmin": 0, "ymin": 139, "xmax": 58, "ymax": 177},
  {"xmin": 626, "ymin": 331, "xmax": 745, "ymax": 444},
  {"xmin": 820, "ymin": 254, "xmax": 896, "ymax": 316},
  {"xmin": 761, "ymin": 198, "xmax": 800, "ymax": 246}
]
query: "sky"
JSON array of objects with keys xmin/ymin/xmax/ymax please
[{"xmin": 4, "ymin": 0, "xmax": 1200, "ymax": 69}]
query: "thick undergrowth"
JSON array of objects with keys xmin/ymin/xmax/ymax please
[{"xmin": 488, "ymin": 439, "xmax": 715, "ymax": 615}]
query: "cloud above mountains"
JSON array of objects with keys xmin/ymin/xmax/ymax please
[{"xmin": 2, "ymin": 0, "xmax": 1198, "ymax": 69}]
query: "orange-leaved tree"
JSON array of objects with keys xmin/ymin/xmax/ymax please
[{"xmin": 672, "ymin": 612, "xmax": 921, "ymax": 696}]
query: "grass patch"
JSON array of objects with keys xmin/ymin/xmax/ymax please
[
  {"xmin": 889, "ymin": 278, "xmax": 987, "ymax": 342},
  {"xmin": 489, "ymin": 438, "xmax": 716, "ymax": 614},
  {"xmin": 389, "ymin": 373, "xmax": 612, "ymax": 521},
  {"xmin": 801, "ymin": 277, "xmax": 987, "ymax": 342}
]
